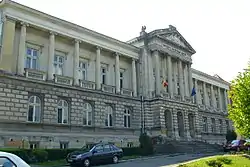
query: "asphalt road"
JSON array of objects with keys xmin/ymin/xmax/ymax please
[{"xmin": 99, "ymin": 153, "xmax": 218, "ymax": 167}]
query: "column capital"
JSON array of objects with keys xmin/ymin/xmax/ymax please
[
  {"xmin": 96, "ymin": 46, "xmax": 102, "ymax": 50},
  {"xmin": 115, "ymin": 52, "xmax": 120, "ymax": 56},
  {"xmin": 20, "ymin": 21, "xmax": 29, "ymax": 27},
  {"xmin": 49, "ymin": 31, "xmax": 57, "ymax": 36},
  {"xmin": 74, "ymin": 39, "xmax": 81, "ymax": 43}
]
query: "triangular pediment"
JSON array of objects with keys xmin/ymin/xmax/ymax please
[{"xmin": 151, "ymin": 25, "xmax": 196, "ymax": 54}]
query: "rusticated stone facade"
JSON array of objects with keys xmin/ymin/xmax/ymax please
[{"xmin": 0, "ymin": 76, "xmax": 141, "ymax": 148}]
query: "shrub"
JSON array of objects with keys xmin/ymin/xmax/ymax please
[
  {"xmin": 177, "ymin": 164, "xmax": 188, "ymax": 167},
  {"xmin": 31, "ymin": 149, "xmax": 48, "ymax": 162},
  {"xmin": 122, "ymin": 147, "xmax": 141, "ymax": 156},
  {"xmin": 139, "ymin": 133, "xmax": 153, "ymax": 156},
  {"xmin": 206, "ymin": 159, "xmax": 223, "ymax": 167},
  {"xmin": 217, "ymin": 157, "xmax": 232, "ymax": 165}
]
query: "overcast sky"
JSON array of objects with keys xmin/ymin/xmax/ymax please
[{"xmin": 13, "ymin": 0, "xmax": 250, "ymax": 82}]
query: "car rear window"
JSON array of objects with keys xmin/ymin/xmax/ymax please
[{"xmin": 111, "ymin": 145, "xmax": 119, "ymax": 150}]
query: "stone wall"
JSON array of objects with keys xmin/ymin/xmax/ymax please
[{"xmin": 0, "ymin": 75, "xmax": 142, "ymax": 148}]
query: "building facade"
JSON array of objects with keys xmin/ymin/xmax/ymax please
[{"xmin": 0, "ymin": 0, "xmax": 232, "ymax": 149}]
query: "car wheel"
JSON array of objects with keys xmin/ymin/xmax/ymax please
[
  {"xmin": 113, "ymin": 156, "xmax": 119, "ymax": 164},
  {"xmin": 83, "ymin": 159, "xmax": 90, "ymax": 167}
]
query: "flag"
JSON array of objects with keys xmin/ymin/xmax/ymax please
[
  {"xmin": 162, "ymin": 80, "xmax": 168, "ymax": 87},
  {"xmin": 191, "ymin": 87, "xmax": 196, "ymax": 96}
]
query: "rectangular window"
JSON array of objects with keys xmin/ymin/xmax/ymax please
[
  {"xmin": 120, "ymin": 72, "xmax": 123, "ymax": 89},
  {"xmin": 177, "ymin": 83, "xmax": 180, "ymax": 95},
  {"xmin": 60, "ymin": 142, "xmax": 69, "ymax": 149},
  {"xmin": 101, "ymin": 67, "xmax": 106, "ymax": 84},
  {"xmin": 79, "ymin": 61, "xmax": 87, "ymax": 80},
  {"xmin": 219, "ymin": 119, "xmax": 223, "ymax": 134},
  {"xmin": 54, "ymin": 53, "xmax": 65, "ymax": 75},
  {"xmin": 26, "ymin": 47, "xmax": 39, "ymax": 69},
  {"xmin": 29, "ymin": 142, "xmax": 39, "ymax": 149}
]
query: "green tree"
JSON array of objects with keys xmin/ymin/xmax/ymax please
[
  {"xmin": 139, "ymin": 133, "xmax": 153, "ymax": 155},
  {"xmin": 228, "ymin": 63, "xmax": 250, "ymax": 138}
]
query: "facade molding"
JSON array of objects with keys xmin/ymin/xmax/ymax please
[{"xmin": 1, "ymin": 0, "xmax": 140, "ymax": 59}]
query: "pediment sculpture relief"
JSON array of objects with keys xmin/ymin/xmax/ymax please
[{"xmin": 162, "ymin": 34, "xmax": 186, "ymax": 48}]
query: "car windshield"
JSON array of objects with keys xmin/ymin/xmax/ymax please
[
  {"xmin": 80, "ymin": 145, "xmax": 94, "ymax": 151},
  {"xmin": 231, "ymin": 140, "xmax": 239, "ymax": 144}
]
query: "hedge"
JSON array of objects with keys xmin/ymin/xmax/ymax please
[{"xmin": 0, "ymin": 147, "xmax": 146, "ymax": 163}]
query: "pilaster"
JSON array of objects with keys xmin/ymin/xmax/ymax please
[
  {"xmin": 115, "ymin": 53, "xmax": 120, "ymax": 93},
  {"xmin": 95, "ymin": 46, "xmax": 101, "ymax": 90},
  {"xmin": 132, "ymin": 59, "xmax": 137, "ymax": 97},
  {"xmin": 47, "ymin": 31, "xmax": 55, "ymax": 80},
  {"xmin": 203, "ymin": 82, "xmax": 208, "ymax": 105},
  {"xmin": 73, "ymin": 39, "xmax": 80, "ymax": 86},
  {"xmin": 17, "ymin": 22, "xmax": 28, "ymax": 75}
]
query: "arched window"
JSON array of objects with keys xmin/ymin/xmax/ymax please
[
  {"xmin": 57, "ymin": 100, "xmax": 69, "ymax": 124},
  {"xmin": 28, "ymin": 96, "xmax": 41, "ymax": 122},
  {"xmin": 124, "ymin": 107, "xmax": 131, "ymax": 128},
  {"xmin": 83, "ymin": 103, "xmax": 92, "ymax": 126},
  {"xmin": 105, "ymin": 106, "xmax": 113, "ymax": 127}
]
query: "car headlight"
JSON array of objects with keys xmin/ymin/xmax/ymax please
[{"xmin": 76, "ymin": 155, "xmax": 82, "ymax": 159}]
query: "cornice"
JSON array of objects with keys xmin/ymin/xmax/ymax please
[
  {"xmin": 192, "ymin": 68, "xmax": 230, "ymax": 86},
  {"xmin": 2, "ymin": 0, "xmax": 140, "ymax": 58}
]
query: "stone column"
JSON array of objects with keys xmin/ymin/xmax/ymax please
[
  {"xmin": 73, "ymin": 39, "xmax": 80, "ymax": 85},
  {"xmin": 203, "ymin": 82, "xmax": 208, "ymax": 105},
  {"xmin": 95, "ymin": 47, "xmax": 101, "ymax": 90},
  {"xmin": 153, "ymin": 50, "xmax": 161, "ymax": 96},
  {"xmin": 167, "ymin": 55, "xmax": 173, "ymax": 97},
  {"xmin": 17, "ymin": 22, "xmax": 27, "ymax": 75},
  {"xmin": 218, "ymin": 87, "xmax": 223, "ymax": 110},
  {"xmin": 184, "ymin": 64, "xmax": 189, "ymax": 96},
  {"xmin": 173, "ymin": 61, "xmax": 178, "ymax": 94},
  {"xmin": 147, "ymin": 53, "xmax": 153, "ymax": 97},
  {"xmin": 194, "ymin": 79, "xmax": 200, "ymax": 104},
  {"xmin": 115, "ymin": 53, "xmax": 120, "ymax": 93},
  {"xmin": 178, "ymin": 59, "xmax": 184, "ymax": 100},
  {"xmin": 162, "ymin": 57, "xmax": 167, "ymax": 92},
  {"xmin": 188, "ymin": 64, "xmax": 193, "ymax": 96},
  {"xmin": 224, "ymin": 89, "xmax": 228, "ymax": 111},
  {"xmin": 132, "ymin": 59, "xmax": 137, "ymax": 97},
  {"xmin": 47, "ymin": 31, "xmax": 55, "ymax": 80},
  {"xmin": 211, "ymin": 85, "xmax": 216, "ymax": 108}
]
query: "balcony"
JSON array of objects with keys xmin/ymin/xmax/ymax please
[
  {"xmin": 174, "ymin": 94, "xmax": 181, "ymax": 101},
  {"xmin": 24, "ymin": 68, "xmax": 46, "ymax": 81},
  {"xmin": 184, "ymin": 96, "xmax": 192, "ymax": 103},
  {"xmin": 160, "ymin": 91, "xmax": 170, "ymax": 99},
  {"xmin": 101, "ymin": 84, "xmax": 115, "ymax": 94},
  {"xmin": 198, "ymin": 104, "xmax": 206, "ymax": 111},
  {"xmin": 79, "ymin": 80, "xmax": 95, "ymax": 90},
  {"xmin": 53, "ymin": 74, "xmax": 73, "ymax": 86},
  {"xmin": 121, "ymin": 88, "xmax": 133, "ymax": 96}
]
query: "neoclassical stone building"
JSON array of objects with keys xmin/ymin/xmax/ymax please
[{"xmin": 0, "ymin": 0, "xmax": 232, "ymax": 149}]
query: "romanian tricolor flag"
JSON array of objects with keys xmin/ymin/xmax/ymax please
[{"xmin": 162, "ymin": 80, "xmax": 168, "ymax": 87}]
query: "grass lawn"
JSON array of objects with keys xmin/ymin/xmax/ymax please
[
  {"xmin": 33, "ymin": 155, "xmax": 141, "ymax": 166},
  {"xmin": 178, "ymin": 155, "xmax": 250, "ymax": 167}
]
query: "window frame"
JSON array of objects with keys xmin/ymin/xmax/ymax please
[
  {"xmin": 27, "ymin": 96, "xmax": 41, "ymax": 123},
  {"xmin": 124, "ymin": 107, "xmax": 131, "ymax": 128},
  {"xmin": 101, "ymin": 67, "xmax": 107, "ymax": 84},
  {"xmin": 25, "ymin": 46, "xmax": 39, "ymax": 70},
  {"xmin": 57, "ymin": 99, "xmax": 69, "ymax": 124},
  {"xmin": 79, "ymin": 60, "xmax": 88, "ymax": 80},
  {"xmin": 105, "ymin": 105, "xmax": 113, "ymax": 127},
  {"xmin": 53, "ymin": 51, "xmax": 66, "ymax": 75},
  {"xmin": 83, "ymin": 103, "xmax": 92, "ymax": 126}
]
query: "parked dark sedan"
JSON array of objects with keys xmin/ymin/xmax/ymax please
[
  {"xmin": 66, "ymin": 143, "xmax": 123, "ymax": 167},
  {"xmin": 223, "ymin": 139, "xmax": 247, "ymax": 152}
]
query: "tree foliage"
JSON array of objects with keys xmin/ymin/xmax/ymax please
[{"xmin": 228, "ymin": 63, "xmax": 250, "ymax": 138}]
